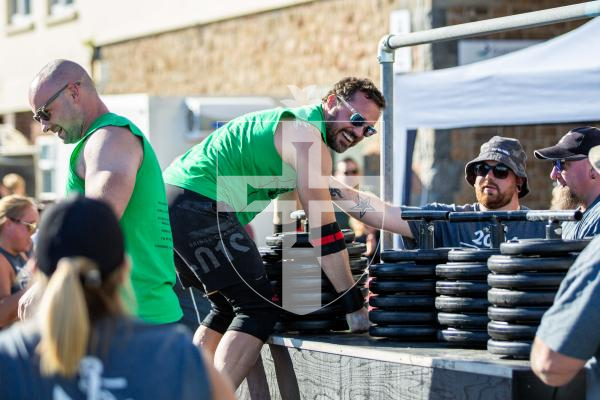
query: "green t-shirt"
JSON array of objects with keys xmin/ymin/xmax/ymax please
[
  {"xmin": 163, "ymin": 104, "xmax": 326, "ymax": 226},
  {"xmin": 66, "ymin": 113, "xmax": 182, "ymax": 324}
]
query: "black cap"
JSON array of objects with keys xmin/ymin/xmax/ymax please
[
  {"xmin": 534, "ymin": 126, "xmax": 600, "ymax": 160},
  {"xmin": 36, "ymin": 196, "xmax": 125, "ymax": 279}
]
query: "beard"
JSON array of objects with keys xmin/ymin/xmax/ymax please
[
  {"xmin": 550, "ymin": 185, "xmax": 581, "ymax": 210},
  {"xmin": 475, "ymin": 181, "xmax": 515, "ymax": 209},
  {"xmin": 324, "ymin": 120, "xmax": 355, "ymax": 154}
]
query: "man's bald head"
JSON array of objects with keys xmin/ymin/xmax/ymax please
[{"xmin": 29, "ymin": 59, "xmax": 95, "ymax": 101}]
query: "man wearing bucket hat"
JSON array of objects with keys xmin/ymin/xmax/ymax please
[
  {"xmin": 385, "ymin": 136, "xmax": 546, "ymax": 248},
  {"xmin": 531, "ymin": 145, "xmax": 600, "ymax": 399},
  {"xmin": 534, "ymin": 126, "xmax": 600, "ymax": 239}
]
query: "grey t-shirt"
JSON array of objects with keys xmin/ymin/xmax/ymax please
[
  {"xmin": 562, "ymin": 195, "xmax": 600, "ymax": 240},
  {"xmin": 536, "ymin": 235, "xmax": 600, "ymax": 400},
  {"xmin": 407, "ymin": 203, "xmax": 546, "ymax": 248},
  {"xmin": 0, "ymin": 318, "xmax": 211, "ymax": 400}
]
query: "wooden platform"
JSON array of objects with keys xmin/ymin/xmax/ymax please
[{"xmin": 237, "ymin": 333, "xmax": 585, "ymax": 400}]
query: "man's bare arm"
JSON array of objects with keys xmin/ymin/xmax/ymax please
[
  {"xmin": 329, "ymin": 176, "xmax": 413, "ymax": 238},
  {"xmin": 530, "ymin": 337, "xmax": 586, "ymax": 387},
  {"xmin": 81, "ymin": 126, "xmax": 143, "ymax": 219},
  {"xmin": 275, "ymin": 120, "xmax": 369, "ymax": 332}
]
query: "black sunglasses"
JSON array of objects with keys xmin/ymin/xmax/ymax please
[
  {"xmin": 336, "ymin": 96, "xmax": 377, "ymax": 137},
  {"xmin": 32, "ymin": 82, "xmax": 78, "ymax": 123},
  {"xmin": 474, "ymin": 162, "xmax": 511, "ymax": 179}
]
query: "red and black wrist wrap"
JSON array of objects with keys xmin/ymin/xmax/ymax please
[
  {"xmin": 310, "ymin": 222, "xmax": 346, "ymax": 256},
  {"xmin": 334, "ymin": 286, "xmax": 365, "ymax": 313}
]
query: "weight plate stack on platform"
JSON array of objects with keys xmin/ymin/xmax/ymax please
[
  {"xmin": 261, "ymin": 229, "xmax": 369, "ymax": 333},
  {"xmin": 368, "ymin": 248, "xmax": 449, "ymax": 341},
  {"xmin": 486, "ymin": 238, "xmax": 590, "ymax": 359},
  {"xmin": 435, "ymin": 248, "xmax": 496, "ymax": 348}
]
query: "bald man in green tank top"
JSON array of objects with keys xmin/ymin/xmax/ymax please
[{"xmin": 28, "ymin": 59, "xmax": 182, "ymax": 325}]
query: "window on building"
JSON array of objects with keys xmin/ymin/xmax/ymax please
[
  {"xmin": 49, "ymin": 0, "xmax": 74, "ymax": 17},
  {"xmin": 7, "ymin": 0, "xmax": 32, "ymax": 26}
]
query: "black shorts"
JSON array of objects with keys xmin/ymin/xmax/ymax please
[
  {"xmin": 167, "ymin": 185, "xmax": 279, "ymax": 340},
  {"xmin": 167, "ymin": 185, "xmax": 265, "ymax": 293}
]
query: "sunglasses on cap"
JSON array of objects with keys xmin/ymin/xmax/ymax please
[
  {"xmin": 473, "ymin": 162, "xmax": 511, "ymax": 179},
  {"xmin": 336, "ymin": 96, "xmax": 377, "ymax": 137},
  {"xmin": 9, "ymin": 217, "xmax": 37, "ymax": 234},
  {"xmin": 32, "ymin": 82, "xmax": 79, "ymax": 123}
]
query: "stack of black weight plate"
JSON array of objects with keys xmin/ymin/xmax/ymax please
[
  {"xmin": 487, "ymin": 238, "xmax": 590, "ymax": 359},
  {"xmin": 368, "ymin": 248, "xmax": 450, "ymax": 340},
  {"xmin": 259, "ymin": 229, "xmax": 369, "ymax": 333},
  {"xmin": 435, "ymin": 248, "xmax": 497, "ymax": 348}
]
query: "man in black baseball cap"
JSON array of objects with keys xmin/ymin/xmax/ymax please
[{"xmin": 534, "ymin": 126, "xmax": 600, "ymax": 239}]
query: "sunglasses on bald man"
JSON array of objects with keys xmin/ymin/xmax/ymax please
[{"xmin": 32, "ymin": 82, "xmax": 80, "ymax": 123}]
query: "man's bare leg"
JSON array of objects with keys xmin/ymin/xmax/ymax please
[
  {"xmin": 193, "ymin": 325, "xmax": 223, "ymax": 364},
  {"xmin": 213, "ymin": 330, "xmax": 264, "ymax": 389}
]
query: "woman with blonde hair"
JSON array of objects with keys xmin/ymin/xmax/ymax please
[
  {"xmin": 0, "ymin": 194, "xmax": 38, "ymax": 328},
  {"xmin": 0, "ymin": 197, "xmax": 235, "ymax": 399}
]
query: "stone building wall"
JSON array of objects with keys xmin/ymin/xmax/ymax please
[{"xmin": 97, "ymin": 0, "xmax": 432, "ymax": 97}]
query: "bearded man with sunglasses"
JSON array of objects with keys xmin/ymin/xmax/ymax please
[
  {"xmin": 163, "ymin": 77, "xmax": 384, "ymax": 388},
  {"xmin": 27, "ymin": 60, "xmax": 182, "ymax": 325},
  {"xmin": 387, "ymin": 136, "xmax": 545, "ymax": 248},
  {"xmin": 534, "ymin": 126, "xmax": 600, "ymax": 240}
]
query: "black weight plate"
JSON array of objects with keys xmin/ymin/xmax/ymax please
[
  {"xmin": 436, "ymin": 262, "xmax": 489, "ymax": 279},
  {"xmin": 369, "ymin": 325, "xmax": 437, "ymax": 340},
  {"xmin": 276, "ymin": 248, "xmax": 320, "ymax": 259},
  {"xmin": 380, "ymin": 248, "xmax": 451, "ymax": 263},
  {"xmin": 437, "ymin": 312, "xmax": 489, "ymax": 328},
  {"xmin": 369, "ymin": 263, "xmax": 435, "ymax": 278},
  {"xmin": 350, "ymin": 257, "xmax": 368, "ymax": 273},
  {"xmin": 435, "ymin": 296, "xmax": 489, "ymax": 312},
  {"xmin": 500, "ymin": 239, "xmax": 590, "ymax": 256},
  {"xmin": 488, "ymin": 288, "xmax": 556, "ymax": 307},
  {"xmin": 347, "ymin": 242, "xmax": 368, "ymax": 257},
  {"xmin": 437, "ymin": 328, "xmax": 489, "ymax": 345},
  {"xmin": 283, "ymin": 291, "xmax": 335, "ymax": 305},
  {"xmin": 488, "ymin": 273, "xmax": 565, "ymax": 290},
  {"xmin": 487, "ymin": 254, "xmax": 576, "ymax": 274},
  {"xmin": 280, "ymin": 318, "xmax": 348, "ymax": 333},
  {"xmin": 448, "ymin": 248, "xmax": 500, "ymax": 262},
  {"xmin": 487, "ymin": 339, "xmax": 531, "ymax": 359},
  {"xmin": 369, "ymin": 309, "xmax": 436, "ymax": 324},
  {"xmin": 281, "ymin": 305, "xmax": 344, "ymax": 318},
  {"xmin": 487, "ymin": 321, "xmax": 538, "ymax": 341},
  {"xmin": 436, "ymin": 281, "xmax": 489, "ymax": 296},
  {"xmin": 370, "ymin": 294, "xmax": 435, "ymax": 310},
  {"xmin": 487, "ymin": 306, "xmax": 549, "ymax": 323},
  {"xmin": 369, "ymin": 279, "xmax": 436, "ymax": 294}
]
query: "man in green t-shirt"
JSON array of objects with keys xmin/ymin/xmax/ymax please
[
  {"xmin": 28, "ymin": 60, "xmax": 182, "ymax": 325},
  {"xmin": 164, "ymin": 77, "xmax": 385, "ymax": 388}
]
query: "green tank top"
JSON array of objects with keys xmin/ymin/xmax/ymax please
[
  {"xmin": 66, "ymin": 113, "xmax": 182, "ymax": 324},
  {"xmin": 163, "ymin": 104, "xmax": 326, "ymax": 226}
]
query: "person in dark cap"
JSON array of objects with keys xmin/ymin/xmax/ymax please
[
  {"xmin": 359, "ymin": 136, "xmax": 545, "ymax": 248},
  {"xmin": 534, "ymin": 126, "xmax": 600, "ymax": 239},
  {"xmin": 0, "ymin": 196, "xmax": 235, "ymax": 400},
  {"xmin": 531, "ymin": 143, "xmax": 600, "ymax": 399}
]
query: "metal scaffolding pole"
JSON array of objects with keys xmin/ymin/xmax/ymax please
[{"xmin": 378, "ymin": 1, "xmax": 600, "ymax": 251}]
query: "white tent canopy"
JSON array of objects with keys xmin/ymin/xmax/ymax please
[{"xmin": 394, "ymin": 17, "xmax": 600, "ymax": 129}]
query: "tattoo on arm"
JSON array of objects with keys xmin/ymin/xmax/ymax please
[{"xmin": 329, "ymin": 188, "xmax": 344, "ymax": 199}]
